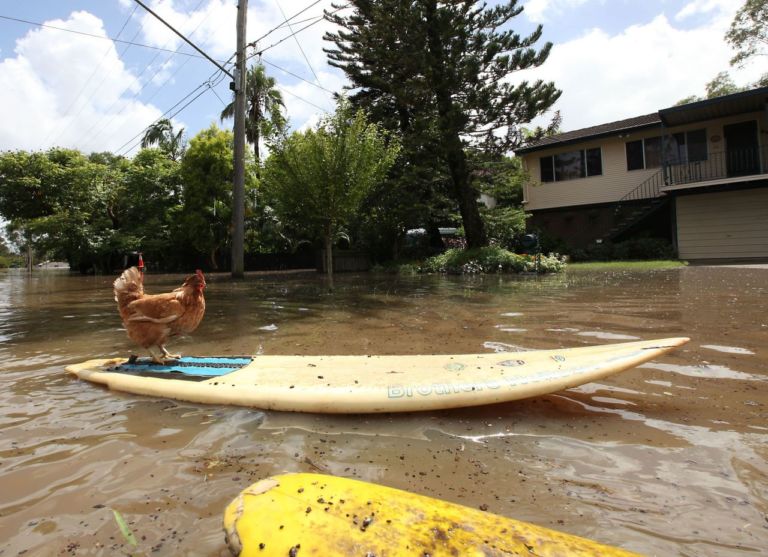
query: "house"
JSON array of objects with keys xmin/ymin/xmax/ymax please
[{"xmin": 516, "ymin": 86, "xmax": 768, "ymax": 262}]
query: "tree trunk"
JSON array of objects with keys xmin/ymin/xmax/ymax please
[
  {"xmin": 254, "ymin": 129, "xmax": 260, "ymax": 181},
  {"xmin": 443, "ymin": 134, "xmax": 486, "ymax": 248},
  {"xmin": 324, "ymin": 226, "xmax": 334, "ymax": 292},
  {"xmin": 210, "ymin": 247, "xmax": 219, "ymax": 271},
  {"xmin": 423, "ymin": 1, "xmax": 487, "ymax": 249}
]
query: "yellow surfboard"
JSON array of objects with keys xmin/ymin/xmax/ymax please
[
  {"xmin": 66, "ymin": 337, "xmax": 688, "ymax": 413},
  {"xmin": 223, "ymin": 473, "xmax": 643, "ymax": 556}
]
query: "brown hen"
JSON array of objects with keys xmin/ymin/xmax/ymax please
[{"xmin": 114, "ymin": 267, "xmax": 206, "ymax": 363}]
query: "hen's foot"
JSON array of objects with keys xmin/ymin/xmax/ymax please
[
  {"xmin": 148, "ymin": 346, "xmax": 172, "ymax": 365},
  {"xmin": 161, "ymin": 346, "xmax": 181, "ymax": 359}
]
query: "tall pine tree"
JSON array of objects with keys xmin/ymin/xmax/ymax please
[{"xmin": 325, "ymin": 1, "xmax": 560, "ymax": 248}]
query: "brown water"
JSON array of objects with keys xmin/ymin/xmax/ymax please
[{"xmin": 1, "ymin": 266, "xmax": 766, "ymax": 556}]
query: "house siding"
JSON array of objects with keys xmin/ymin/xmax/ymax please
[
  {"xmin": 523, "ymin": 135, "xmax": 656, "ymax": 211},
  {"xmin": 677, "ymin": 189, "xmax": 768, "ymax": 260},
  {"xmin": 522, "ymin": 110, "xmax": 767, "ymax": 212}
]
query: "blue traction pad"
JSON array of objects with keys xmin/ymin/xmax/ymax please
[{"xmin": 111, "ymin": 356, "xmax": 253, "ymax": 377}]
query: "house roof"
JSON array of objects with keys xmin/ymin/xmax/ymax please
[
  {"xmin": 659, "ymin": 86, "xmax": 768, "ymax": 126},
  {"xmin": 516, "ymin": 86, "xmax": 768, "ymax": 156},
  {"xmin": 515, "ymin": 113, "xmax": 661, "ymax": 155}
]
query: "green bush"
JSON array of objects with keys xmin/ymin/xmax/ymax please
[
  {"xmin": 421, "ymin": 246, "xmax": 565, "ymax": 274},
  {"xmin": 0, "ymin": 255, "xmax": 23, "ymax": 268}
]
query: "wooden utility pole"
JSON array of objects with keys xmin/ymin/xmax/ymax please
[{"xmin": 231, "ymin": 0, "xmax": 248, "ymax": 278}]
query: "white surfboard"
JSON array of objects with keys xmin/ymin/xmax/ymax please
[{"xmin": 66, "ymin": 337, "xmax": 688, "ymax": 413}]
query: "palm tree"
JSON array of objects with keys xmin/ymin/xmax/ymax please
[
  {"xmin": 141, "ymin": 119, "xmax": 186, "ymax": 161},
  {"xmin": 220, "ymin": 63, "xmax": 286, "ymax": 170}
]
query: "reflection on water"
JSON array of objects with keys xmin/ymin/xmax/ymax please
[
  {"xmin": 701, "ymin": 344, "xmax": 756, "ymax": 355},
  {"xmin": 1, "ymin": 266, "xmax": 767, "ymax": 556}
]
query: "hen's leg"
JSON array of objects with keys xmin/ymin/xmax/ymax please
[
  {"xmin": 148, "ymin": 345, "xmax": 167, "ymax": 364},
  {"xmin": 161, "ymin": 345, "xmax": 181, "ymax": 359}
]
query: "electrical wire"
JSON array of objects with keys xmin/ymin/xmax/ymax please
[
  {"xmin": 273, "ymin": 0, "xmax": 322, "ymax": 87},
  {"xmin": 247, "ymin": 0, "xmax": 324, "ymax": 49},
  {"xmin": 81, "ymin": 0, "xmax": 210, "ymax": 152},
  {"xmin": 0, "ymin": 14, "xmax": 223, "ymax": 62},
  {"xmin": 47, "ymin": 15, "xmax": 148, "ymax": 147},
  {"xmin": 41, "ymin": 4, "xmax": 139, "ymax": 147},
  {"xmin": 248, "ymin": 3, "xmax": 349, "ymax": 60},
  {"xmin": 277, "ymin": 84, "xmax": 329, "ymax": 112},
  {"xmin": 114, "ymin": 67, "xmax": 229, "ymax": 157},
  {"xmin": 111, "ymin": 83, "xmax": 207, "ymax": 155},
  {"xmin": 262, "ymin": 57, "xmax": 335, "ymax": 95}
]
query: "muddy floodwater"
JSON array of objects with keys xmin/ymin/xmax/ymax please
[{"xmin": 1, "ymin": 265, "xmax": 767, "ymax": 556}]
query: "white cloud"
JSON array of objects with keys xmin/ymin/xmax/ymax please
[
  {"xmin": 136, "ymin": 0, "xmax": 236, "ymax": 58},
  {"xmin": 675, "ymin": 0, "xmax": 733, "ymax": 21},
  {"xmin": 518, "ymin": 7, "xmax": 763, "ymax": 133},
  {"xmin": 524, "ymin": 0, "xmax": 596, "ymax": 23},
  {"xmin": 149, "ymin": 57, "xmax": 177, "ymax": 86},
  {"xmin": 0, "ymin": 11, "xmax": 164, "ymax": 153}
]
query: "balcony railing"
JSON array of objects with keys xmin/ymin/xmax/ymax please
[{"xmin": 663, "ymin": 145, "xmax": 768, "ymax": 187}]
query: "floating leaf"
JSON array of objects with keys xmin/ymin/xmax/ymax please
[{"xmin": 112, "ymin": 509, "xmax": 138, "ymax": 547}]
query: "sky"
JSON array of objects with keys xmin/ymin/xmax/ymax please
[{"xmin": 0, "ymin": 0, "xmax": 763, "ymax": 157}]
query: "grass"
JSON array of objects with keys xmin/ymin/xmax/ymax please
[{"xmin": 567, "ymin": 260, "xmax": 687, "ymax": 271}]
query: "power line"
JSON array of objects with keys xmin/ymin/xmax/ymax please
[
  {"xmin": 48, "ymin": 16, "xmax": 149, "ymax": 147},
  {"xmin": 277, "ymin": 84, "xmax": 330, "ymax": 112},
  {"xmin": 112, "ymin": 68, "xmax": 222, "ymax": 155},
  {"xmin": 247, "ymin": 0, "xmax": 324, "ymax": 49},
  {"xmin": 118, "ymin": 85, "xmax": 214, "ymax": 156},
  {"xmin": 80, "ymin": 0, "xmax": 210, "ymax": 152},
  {"xmin": 210, "ymin": 86, "xmax": 228, "ymax": 107},
  {"xmin": 42, "ymin": 4, "xmax": 139, "ymax": 147},
  {"xmin": 0, "ymin": 14, "xmax": 222, "ymax": 62},
  {"xmin": 114, "ymin": 68, "xmax": 229, "ymax": 157},
  {"xmin": 122, "ymin": 0, "xmax": 209, "ymax": 103},
  {"xmin": 78, "ymin": 47, "xmax": 174, "ymax": 152},
  {"xmin": 109, "ymin": 48, "xmax": 237, "ymax": 157},
  {"xmin": 248, "ymin": 3, "xmax": 349, "ymax": 60},
  {"xmin": 132, "ymin": 0, "xmax": 232, "ymax": 78},
  {"xmin": 261, "ymin": 57, "xmax": 335, "ymax": 95},
  {"xmin": 274, "ymin": 0, "xmax": 322, "ymax": 87}
]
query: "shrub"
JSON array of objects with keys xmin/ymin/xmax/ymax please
[
  {"xmin": 421, "ymin": 246, "xmax": 565, "ymax": 274},
  {"xmin": 0, "ymin": 255, "xmax": 23, "ymax": 268}
]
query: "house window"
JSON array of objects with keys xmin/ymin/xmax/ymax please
[
  {"xmin": 644, "ymin": 137, "xmax": 662, "ymax": 168},
  {"xmin": 627, "ymin": 129, "xmax": 707, "ymax": 170},
  {"xmin": 586, "ymin": 148, "xmax": 602, "ymax": 176},
  {"xmin": 540, "ymin": 156, "xmax": 554, "ymax": 182},
  {"xmin": 626, "ymin": 140, "xmax": 644, "ymax": 170},
  {"xmin": 539, "ymin": 147, "xmax": 602, "ymax": 182},
  {"xmin": 686, "ymin": 129, "xmax": 707, "ymax": 161}
]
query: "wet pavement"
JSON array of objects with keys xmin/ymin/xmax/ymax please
[{"xmin": 0, "ymin": 266, "xmax": 766, "ymax": 556}]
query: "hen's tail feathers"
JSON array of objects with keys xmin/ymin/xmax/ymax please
[{"xmin": 114, "ymin": 266, "xmax": 144, "ymax": 309}]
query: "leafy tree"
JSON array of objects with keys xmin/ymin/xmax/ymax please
[
  {"xmin": 114, "ymin": 149, "xmax": 182, "ymax": 268},
  {"xmin": 0, "ymin": 148, "xmax": 103, "ymax": 270},
  {"xmin": 177, "ymin": 124, "xmax": 253, "ymax": 270},
  {"xmin": 141, "ymin": 118, "xmax": 186, "ymax": 161},
  {"xmin": 325, "ymin": 0, "xmax": 561, "ymax": 248},
  {"xmin": 221, "ymin": 63, "xmax": 286, "ymax": 170},
  {"xmin": 471, "ymin": 156, "xmax": 528, "ymax": 250},
  {"xmin": 726, "ymin": 0, "xmax": 768, "ymax": 67},
  {"xmin": 263, "ymin": 101, "xmax": 400, "ymax": 290},
  {"xmin": 705, "ymin": 71, "xmax": 742, "ymax": 98}
]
